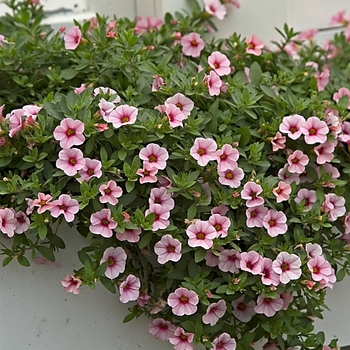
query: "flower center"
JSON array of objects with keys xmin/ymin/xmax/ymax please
[
  {"xmin": 248, "ymin": 43, "xmax": 254, "ymax": 49},
  {"xmin": 213, "ymin": 62, "xmax": 219, "ymax": 69},
  {"xmin": 291, "ymin": 157, "xmax": 299, "ymax": 164},
  {"xmin": 107, "ymin": 257, "xmax": 115, "ymax": 266},
  {"xmin": 149, "ymin": 155, "xmax": 157, "ymax": 162},
  {"xmin": 167, "ymin": 245, "xmax": 175, "ymax": 252},
  {"xmin": 268, "ymin": 219, "xmax": 275, "ymax": 227},
  {"xmin": 191, "ymin": 40, "xmax": 198, "ymax": 47},
  {"xmin": 275, "ymin": 188, "xmax": 281, "ymax": 194},
  {"xmin": 40, "ymin": 200, "xmax": 47, "ymax": 206},
  {"xmin": 59, "ymin": 205, "xmax": 67, "ymax": 211},
  {"xmin": 313, "ymin": 267, "xmax": 319, "ymax": 273},
  {"xmin": 290, "ymin": 126, "xmax": 297, "ymax": 133},
  {"xmin": 69, "ymin": 158, "xmax": 77, "ymax": 165},
  {"xmin": 225, "ymin": 172, "xmax": 233, "ymax": 179},
  {"xmin": 281, "ymin": 263, "xmax": 289, "ymax": 271},
  {"xmin": 102, "ymin": 218, "xmax": 110, "ymax": 226},
  {"xmin": 198, "ymin": 148, "xmax": 206, "ymax": 155},
  {"xmin": 88, "ymin": 169, "xmax": 94, "ymax": 176},
  {"xmin": 175, "ymin": 103, "xmax": 183, "ymax": 110},
  {"xmin": 250, "ymin": 210, "xmax": 257, "ymax": 217},
  {"xmin": 214, "ymin": 224, "xmax": 222, "ymax": 231},
  {"xmin": 196, "ymin": 232, "xmax": 205, "ymax": 239},
  {"xmin": 180, "ymin": 296, "xmax": 189, "ymax": 303},
  {"xmin": 66, "ymin": 128, "xmax": 76, "ymax": 136},
  {"xmin": 17, "ymin": 216, "xmax": 25, "ymax": 223},
  {"xmin": 121, "ymin": 116, "xmax": 130, "ymax": 123},
  {"xmin": 237, "ymin": 302, "xmax": 246, "ymax": 310},
  {"xmin": 220, "ymin": 153, "xmax": 227, "ymax": 160},
  {"xmin": 309, "ymin": 128, "xmax": 316, "ymax": 135},
  {"xmin": 104, "ymin": 188, "xmax": 111, "ymax": 194},
  {"xmin": 216, "ymin": 342, "xmax": 223, "ymax": 349},
  {"xmin": 180, "ymin": 334, "xmax": 188, "ymax": 340},
  {"xmin": 144, "ymin": 170, "xmax": 150, "ymax": 176}
]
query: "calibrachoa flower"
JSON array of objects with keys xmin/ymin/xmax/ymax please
[
  {"xmin": 119, "ymin": 274, "xmax": 140, "ymax": 303},
  {"xmin": 208, "ymin": 214, "xmax": 231, "ymax": 237},
  {"xmin": 181, "ymin": 32, "xmax": 205, "ymax": 57},
  {"xmin": 215, "ymin": 144, "xmax": 239, "ymax": 171},
  {"xmin": 89, "ymin": 208, "xmax": 117, "ymax": 238},
  {"xmin": 93, "ymin": 87, "xmax": 121, "ymax": 104},
  {"xmin": 241, "ymin": 182, "xmax": 264, "ymax": 207},
  {"xmin": 300, "ymin": 116, "xmax": 329, "ymax": 144},
  {"xmin": 99, "ymin": 180, "xmax": 123, "ymax": 205},
  {"xmin": 145, "ymin": 203, "xmax": 170, "ymax": 231},
  {"xmin": 148, "ymin": 318, "xmax": 176, "ymax": 341},
  {"xmin": 115, "ymin": 227, "xmax": 142, "ymax": 243},
  {"xmin": 154, "ymin": 234, "xmax": 182, "ymax": 264},
  {"xmin": 287, "ymin": 150, "xmax": 309, "ymax": 174},
  {"xmin": 272, "ymin": 181, "xmax": 291, "ymax": 203},
  {"xmin": 61, "ymin": 274, "xmax": 82, "ymax": 295},
  {"xmin": 315, "ymin": 68, "xmax": 330, "ymax": 92},
  {"xmin": 208, "ymin": 51, "xmax": 231, "ymax": 76},
  {"xmin": 13, "ymin": 211, "xmax": 30, "ymax": 234},
  {"xmin": 333, "ymin": 87, "xmax": 350, "ymax": 109},
  {"xmin": 49, "ymin": 194, "xmax": 79, "ymax": 222},
  {"xmin": 240, "ymin": 251, "xmax": 262, "ymax": 275},
  {"xmin": 211, "ymin": 332, "xmax": 236, "ymax": 350},
  {"xmin": 164, "ymin": 104, "xmax": 186, "ymax": 128},
  {"xmin": 0, "ymin": 208, "xmax": 18, "ymax": 237},
  {"xmin": 245, "ymin": 34, "xmax": 264, "ymax": 56},
  {"xmin": 134, "ymin": 16, "xmax": 163, "ymax": 34},
  {"xmin": 218, "ymin": 249, "xmax": 241, "ymax": 273},
  {"xmin": 77, "ymin": 158, "xmax": 103, "ymax": 182},
  {"xmin": 204, "ymin": 0, "xmax": 227, "ymax": 20},
  {"xmin": 205, "ymin": 249, "xmax": 221, "ymax": 267},
  {"xmin": 139, "ymin": 143, "xmax": 169, "ymax": 170},
  {"xmin": 263, "ymin": 210, "xmax": 287, "ymax": 237},
  {"xmin": 261, "ymin": 258, "xmax": 280, "ymax": 286},
  {"xmin": 211, "ymin": 204, "xmax": 229, "ymax": 216},
  {"xmin": 136, "ymin": 163, "xmax": 158, "ymax": 184},
  {"xmin": 295, "ymin": 189, "xmax": 317, "ymax": 212},
  {"xmin": 64, "ymin": 26, "xmax": 82, "ymax": 50},
  {"xmin": 254, "ymin": 294, "xmax": 283, "ymax": 317},
  {"xmin": 167, "ymin": 287, "xmax": 199, "ymax": 316},
  {"xmin": 280, "ymin": 292, "xmax": 293, "ymax": 310},
  {"xmin": 56, "ymin": 148, "xmax": 85, "ymax": 176},
  {"xmin": 307, "ymin": 255, "xmax": 333, "ymax": 283},
  {"xmin": 278, "ymin": 164, "xmax": 301, "ymax": 185},
  {"xmin": 271, "ymin": 131, "xmax": 286, "ymax": 151},
  {"xmin": 322, "ymin": 193, "xmax": 346, "ymax": 221},
  {"xmin": 165, "ymin": 93, "xmax": 194, "ymax": 117},
  {"xmin": 33, "ymin": 192, "xmax": 53, "ymax": 214},
  {"xmin": 279, "ymin": 114, "xmax": 306, "ymax": 140},
  {"xmin": 202, "ymin": 299, "xmax": 227, "ymax": 326},
  {"xmin": 100, "ymin": 246, "xmax": 127, "ymax": 279},
  {"xmin": 8, "ymin": 109, "xmax": 25, "ymax": 137},
  {"xmin": 272, "ymin": 252, "xmax": 302, "ymax": 284},
  {"xmin": 169, "ymin": 327, "xmax": 194, "ymax": 350},
  {"xmin": 314, "ymin": 141, "xmax": 336, "ymax": 164},
  {"xmin": 206, "ymin": 70, "xmax": 223, "ymax": 96},
  {"xmin": 108, "ymin": 104, "xmax": 138, "ymax": 128},
  {"xmin": 218, "ymin": 167, "xmax": 244, "ymax": 188},
  {"xmin": 149, "ymin": 187, "xmax": 175, "ymax": 211},
  {"xmin": 306, "ymin": 243, "xmax": 323, "ymax": 259},
  {"xmin": 186, "ymin": 220, "xmax": 217, "ymax": 249},
  {"xmin": 246, "ymin": 205, "xmax": 268, "ymax": 228},
  {"xmin": 53, "ymin": 118, "xmax": 85, "ymax": 148},
  {"xmin": 190, "ymin": 137, "xmax": 217, "ymax": 166},
  {"xmin": 232, "ymin": 295, "xmax": 256, "ymax": 322}
]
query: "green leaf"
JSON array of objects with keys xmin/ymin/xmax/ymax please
[
  {"xmin": 100, "ymin": 276, "xmax": 116, "ymax": 293},
  {"xmin": 18, "ymin": 255, "xmax": 30, "ymax": 267},
  {"xmin": 61, "ymin": 68, "xmax": 79, "ymax": 80},
  {"xmin": 38, "ymin": 224, "xmax": 48, "ymax": 240},
  {"xmin": 95, "ymin": 261, "xmax": 108, "ymax": 278},
  {"xmin": 123, "ymin": 312, "xmax": 137, "ymax": 323},
  {"xmin": 139, "ymin": 231, "xmax": 153, "ymax": 249},
  {"xmin": 187, "ymin": 204, "xmax": 197, "ymax": 220},
  {"xmin": 337, "ymin": 268, "xmax": 346, "ymax": 282},
  {"xmin": 2, "ymin": 256, "xmax": 12, "ymax": 266},
  {"xmin": 194, "ymin": 249, "xmax": 206, "ymax": 263},
  {"xmin": 0, "ymin": 157, "xmax": 12, "ymax": 167},
  {"xmin": 36, "ymin": 246, "xmax": 55, "ymax": 262},
  {"xmin": 125, "ymin": 180, "xmax": 135, "ymax": 193},
  {"xmin": 118, "ymin": 149, "xmax": 127, "ymax": 161},
  {"xmin": 47, "ymin": 234, "xmax": 66, "ymax": 249},
  {"xmin": 249, "ymin": 62, "xmax": 262, "ymax": 85},
  {"xmin": 235, "ymin": 126, "xmax": 251, "ymax": 147}
]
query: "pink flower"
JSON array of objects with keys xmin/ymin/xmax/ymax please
[
  {"xmin": 295, "ymin": 189, "xmax": 317, "ymax": 212},
  {"xmin": 169, "ymin": 327, "xmax": 194, "ymax": 350},
  {"xmin": 232, "ymin": 295, "xmax": 256, "ymax": 322},
  {"xmin": 208, "ymin": 51, "xmax": 230, "ymax": 76},
  {"xmin": 167, "ymin": 287, "xmax": 199, "ymax": 316},
  {"xmin": 186, "ymin": 220, "xmax": 217, "ymax": 249},
  {"xmin": 271, "ymin": 131, "xmax": 286, "ymax": 151},
  {"xmin": 280, "ymin": 292, "xmax": 293, "ymax": 310},
  {"xmin": 100, "ymin": 246, "xmax": 127, "ymax": 279},
  {"xmin": 279, "ymin": 114, "xmax": 306, "ymax": 140},
  {"xmin": 77, "ymin": 158, "xmax": 102, "ymax": 182},
  {"xmin": 314, "ymin": 141, "xmax": 336, "ymax": 164},
  {"xmin": 306, "ymin": 243, "xmax": 323, "ymax": 259},
  {"xmin": 205, "ymin": 249, "xmax": 221, "ymax": 267},
  {"xmin": 315, "ymin": 68, "xmax": 330, "ymax": 92},
  {"xmin": 89, "ymin": 208, "xmax": 117, "ymax": 238},
  {"xmin": 139, "ymin": 143, "xmax": 169, "ymax": 170},
  {"xmin": 136, "ymin": 163, "xmax": 158, "ymax": 184},
  {"xmin": 181, "ymin": 32, "xmax": 205, "ymax": 57},
  {"xmin": 211, "ymin": 204, "xmax": 229, "ymax": 216},
  {"xmin": 94, "ymin": 87, "xmax": 121, "ymax": 104},
  {"xmin": 56, "ymin": 148, "xmax": 85, "ymax": 176},
  {"xmin": 263, "ymin": 210, "xmax": 287, "ymax": 237},
  {"xmin": 333, "ymin": 87, "xmax": 350, "ymax": 109},
  {"xmin": 152, "ymin": 76, "xmax": 165, "ymax": 92},
  {"xmin": 322, "ymin": 193, "xmax": 346, "ymax": 221},
  {"xmin": 0, "ymin": 34, "xmax": 8, "ymax": 46},
  {"xmin": 240, "ymin": 251, "xmax": 262, "ymax": 275},
  {"xmin": 204, "ymin": 0, "xmax": 227, "ymax": 20},
  {"xmin": 218, "ymin": 249, "xmax": 241, "ymax": 273},
  {"xmin": 0, "ymin": 208, "xmax": 18, "ymax": 237},
  {"xmin": 164, "ymin": 104, "xmax": 187, "ymax": 128},
  {"xmin": 108, "ymin": 105, "xmax": 138, "ymax": 128},
  {"xmin": 272, "ymin": 252, "xmax": 302, "ymax": 284},
  {"xmin": 134, "ymin": 16, "xmax": 163, "ymax": 34},
  {"xmin": 115, "ymin": 227, "xmax": 142, "ymax": 243},
  {"xmin": 278, "ymin": 164, "xmax": 300, "ymax": 185},
  {"xmin": 330, "ymin": 10, "xmax": 348, "ymax": 25},
  {"xmin": 145, "ymin": 203, "xmax": 170, "ymax": 231},
  {"xmin": 297, "ymin": 29, "xmax": 318, "ymax": 41},
  {"xmin": 300, "ymin": 116, "xmax": 329, "ymax": 144},
  {"xmin": 119, "ymin": 274, "xmax": 140, "ymax": 303},
  {"xmin": 64, "ymin": 26, "xmax": 82, "ymax": 50},
  {"xmin": 74, "ymin": 83, "xmax": 87, "ymax": 94},
  {"xmin": 218, "ymin": 167, "xmax": 244, "ymax": 188},
  {"xmin": 49, "ymin": 194, "xmax": 79, "ymax": 222},
  {"xmin": 148, "ymin": 318, "xmax": 175, "ymax": 341},
  {"xmin": 149, "ymin": 187, "xmax": 174, "ymax": 211},
  {"xmin": 61, "ymin": 274, "xmax": 82, "ymax": 294},
  {"xmin": 99, "ymin": 180, "xmax": 123, "ymax": 205},
  {"xmin": 245, "ymin": 34, "xmax": 264, "ymax": 56},
  {"xmin": 272, "ymin": 181, "xmax": 291, "ymax": 203},
  {"xmin": 254, "ymin": 294, "xmax": 283, "ymax": 317},
  {"xmin": 206, "ymin": 70, "xmax": 223, "ymax": 96},
  {"xmin": 8, "ymin": 109, "xmax": 25, "ymax": 137},
  {"xmin": 209, "ymin": 214, "xmax": 231, "ymax": 238},
  {"xmin": 215, "ymin": 144, "xmax": 239, "ymax": 171},
  {"xmin": 307, "ymin": 255, "xmax": 333, "ymax": 283},
  {"xmin": 99, "ymin": 98, "xmax": 115, "ymax": 119},
  {"xmin": 241, "ymin": 182, "xmax": 264, "ymax": 207},
  {"xmin": 190, "ymin": 137, "xmax": 217, "ymax": 166},
  {"xmin": 33, "ymin": 192, "xmax": 53, "ymax": 214},
  {"xmin": 23, "ymin": 105, "xmax": 41, "ymax": 119},
  {"xmin": 246, "ymin": 205, "xmax": 268, "ymax": 228},
  {"xmin": 13, "ymin": 211, "xmax": 30, "ymax": 234},
  {"xmin": 202, "ymin": 299, "xmax": 227, "ymax": 326},
  {"xmin": 260, "ymin": 258, "xmax": 280, "ymax": 286},
  {"xmin": 165, "ymin": 93, "xmax": 194, "ymax": 117},
  {"xmin": 53, "ymin": 118, "xmax": 85, "ymax": 149},
  {"xmin": 154, "ymin": 234, "xmax": 182, "ymax": 264},
  {"xmin": 287, "ymin": 150, "xmax": 309, "ymax": 174},
  {"xmin": 211, "ymin": 333, "xmax": 236, "ymax": 350}
]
